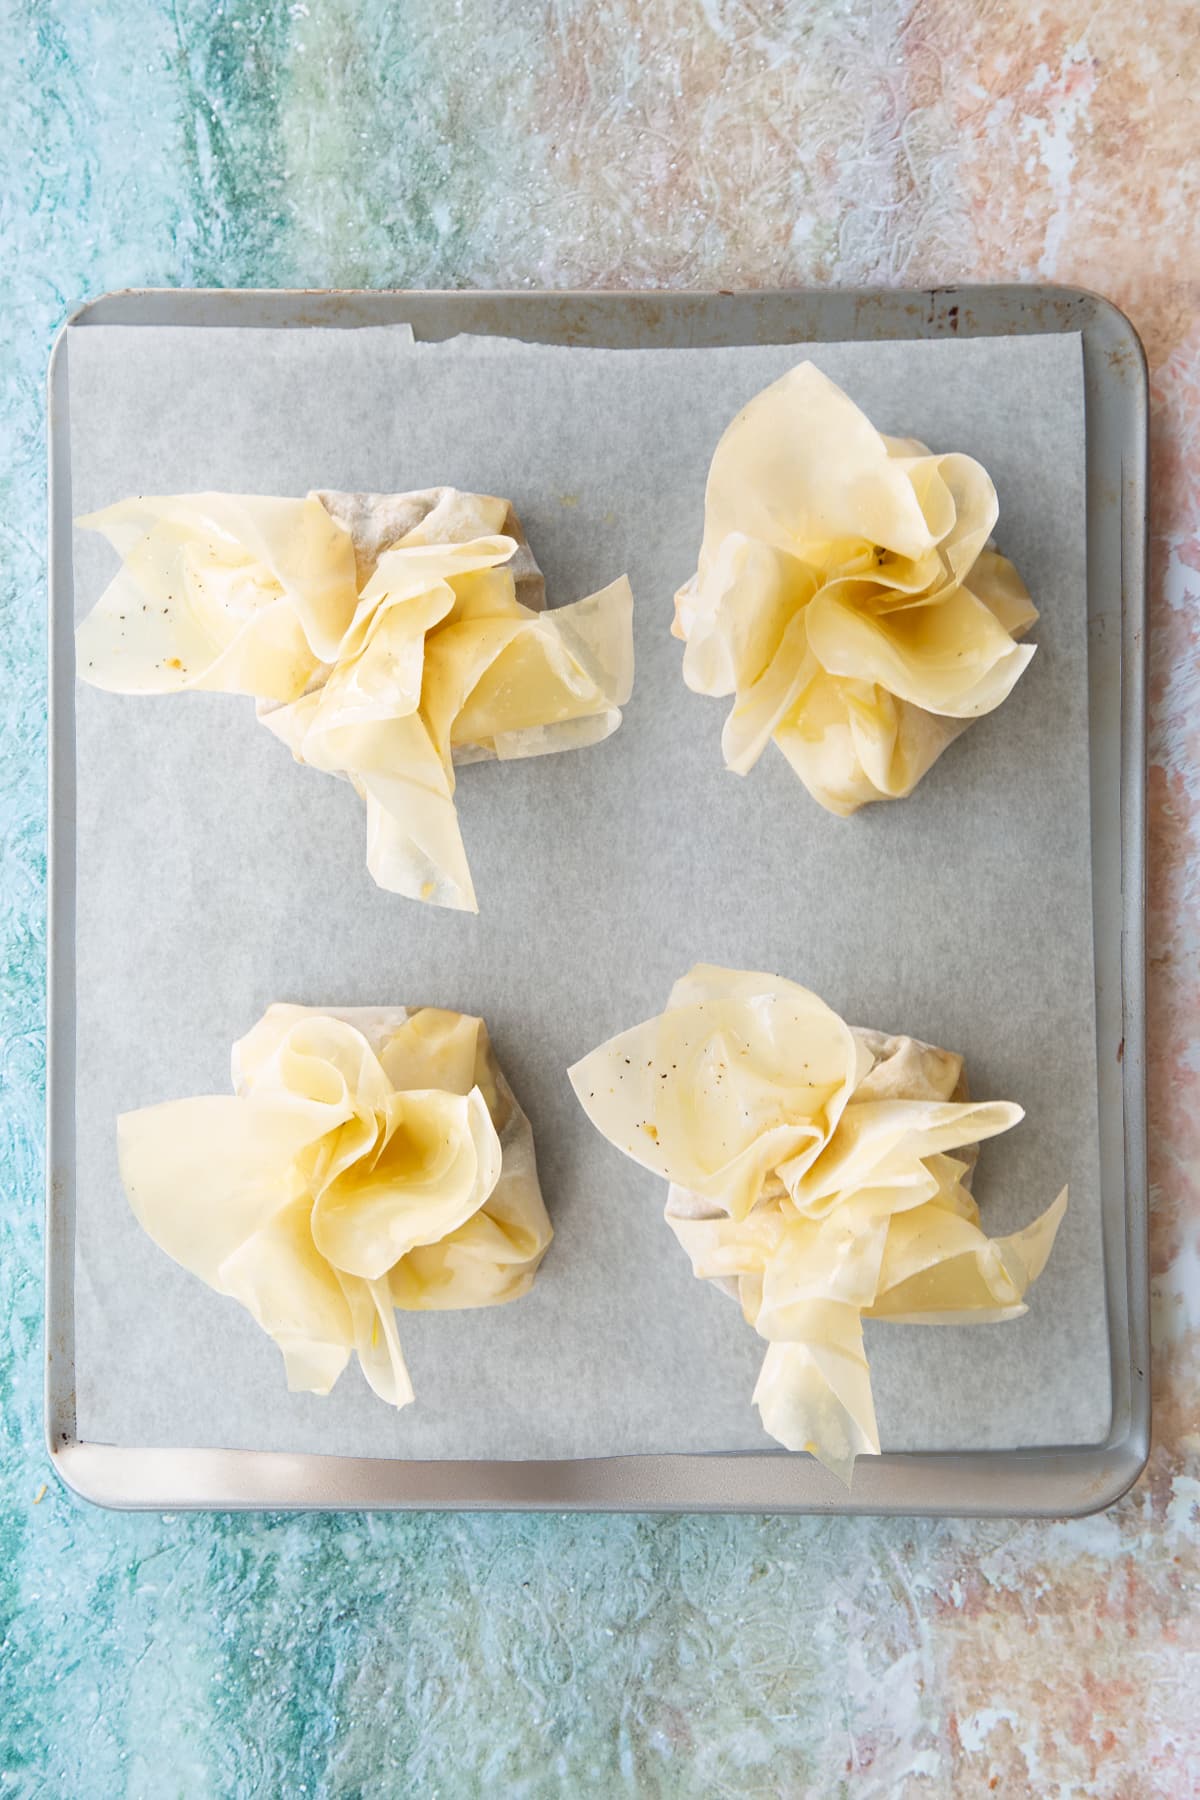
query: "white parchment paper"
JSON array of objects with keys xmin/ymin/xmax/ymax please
[{"xmin": 67, "ymin": 321, "xmax": 1109, "ymax": 1460}]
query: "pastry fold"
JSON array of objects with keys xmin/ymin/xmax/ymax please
[
  {"xmin": 673, "ymin": 363, "xmax": 1038, "ymax": 814},
  {"xmin": 569, "ymin": 966, "xmax": 1066, "ymax": 1483},
  {"xmin": 119, "ymin": 1004, "xmax": 553, "ymax": 1407},
  {"xmin": 78, "ymin": 488, "xmax": 634, "ymax": 909}
]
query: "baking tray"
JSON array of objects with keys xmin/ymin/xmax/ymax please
[{"xmin": 45, "ymin": 285, "xmax": 1148, "ymax": 1514}]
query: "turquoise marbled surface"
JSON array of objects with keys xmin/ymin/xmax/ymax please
[{"xmin": 3, "ymin": 3, "xmax": 1199, "ymax": 1794}]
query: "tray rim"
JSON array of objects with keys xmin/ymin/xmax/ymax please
[{"xmin": 45, "ymin": 282, "xmax": 1150, "ymax": 1516}]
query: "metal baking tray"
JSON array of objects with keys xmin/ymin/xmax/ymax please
[{"xmin": 46, "ymin": 285, "xmax": 1148, "ymax": 1514}]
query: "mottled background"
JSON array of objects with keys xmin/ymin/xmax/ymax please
[{"xmin": 1, "ymin": 1, "xmax": 1197, "ymax": 1794}]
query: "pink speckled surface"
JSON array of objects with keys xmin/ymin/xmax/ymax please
[{"xmin": 2, "ymin": 3, "xmax": 1198, "ymax": 1792}]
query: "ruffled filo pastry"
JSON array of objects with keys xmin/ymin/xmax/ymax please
[
  {"xmin": 118, "ymin": 1005, "xmax": 553, "ymax": 1407},
  {"xmin": 569, "ymin": 966, "xmax": 1066, "ymax": 1484},
  {"xmin": 76, "ymin": 487, "xmax": 634, "ymax": 910},
  {"xmin": 673, "ymin": 363, "xmax": 1038, "ymax": 815}
]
